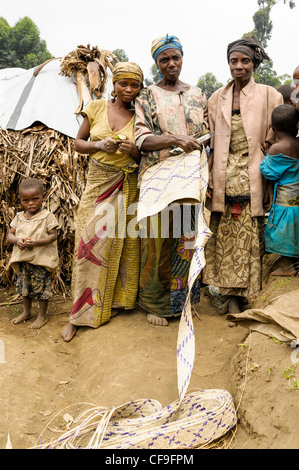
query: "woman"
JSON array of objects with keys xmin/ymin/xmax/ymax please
[
  {"xmin": 203, "ymin": 38, "xmax": 283, "ymax": 314},
  {"xmin": 62, "ymin": 62, "xmax": 144, "ymax": 342},
  {"xmin": 134, "ymin": 35, "xmax": 210, "ymax": 326}
]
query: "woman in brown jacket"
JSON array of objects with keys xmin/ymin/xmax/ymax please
[{"xmin": 203, "ymin": 38, "xmax": 283, "ymax": 314}]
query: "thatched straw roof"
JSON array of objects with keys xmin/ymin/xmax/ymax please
[{"xmin": 0, "ymin": 45, "xmax": 118, "ymax": 295}]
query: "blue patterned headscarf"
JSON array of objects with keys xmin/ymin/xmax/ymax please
[{"xmin": 151, "ymin": 34, "xmax": 183, "ymax": 62}]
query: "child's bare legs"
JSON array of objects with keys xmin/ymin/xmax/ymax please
[
  {"xmin": 11, "ymin": 296, "xmax": 32, "ymax": 324},
  {"xmin": 28, "ymin": 299, "xmax": 48, "ymax": 329},
  {"xmin": 11, "ymin": 296, "xmax": 48, "ymax": 329}
]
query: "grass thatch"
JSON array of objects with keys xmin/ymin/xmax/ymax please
[
  {"xmin": 0, "ymin": 45, "xmax": 118, "ymax": 295},
  {"xmin": 0, "ymin": 125, "xmax": 88, "ymax": 294}
]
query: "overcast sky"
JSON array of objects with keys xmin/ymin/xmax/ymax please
[{"xmin": 1, "ymin": 0, "xmax": 298, "ymax": 85}]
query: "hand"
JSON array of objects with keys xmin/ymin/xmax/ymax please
[
  {"xmin": 94, "ymin": 138, "xmax": 119, "ymax": 153},
  {"xmin": 206, "ymin": 171, "xmax": 213, "ymax": 199},
  {"xmin": 23, "ymin": 238, "xmax": 37, "ymax": 248},
  {"xmin": 261, "ymin": 141, "xmax": 270, "ymax": 155},
  {"xmin": 174, "ymin": 135, "xmax": 202, "ymax": 153},
  {"xmin": 17, "ymin": 238, "xmax": 27, "ymax": 250},
  {"xmin": 118, "ymin": 139, "xmax": 136, "ymax": 154},
  {"xmin": 263, "ymin": 182, "xmax": 274, "ymax": 211}
]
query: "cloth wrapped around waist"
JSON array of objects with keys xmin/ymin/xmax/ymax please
[{"xmin": 275, "ymin": 182, "xmax": 299, "ymax": 207}]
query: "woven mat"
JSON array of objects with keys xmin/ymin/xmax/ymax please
[{"xmin": 137, "ymin": 149, "xmax": 209, "ymax": 221}]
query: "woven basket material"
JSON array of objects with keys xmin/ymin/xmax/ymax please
[
  {"xmin": 40, "ymin": 390, "xmax": 236, "ymax": 449},
  {"xmin": 34, "ymin": 149, "xmax": 237, "ymax": 450}
]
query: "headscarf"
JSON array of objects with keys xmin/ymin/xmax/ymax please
[
  {"xmin": 227, "ymin": 38, "xmax": 271, "ymax": 69},
  {"xmin": 151, "ymin": 34, "xmax": 183, "ymax": 62},
  {"xmin": 112, "ymin": 62, "xmax": 144, "ymax": 84}
]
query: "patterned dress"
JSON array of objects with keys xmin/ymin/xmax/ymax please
[
  {"xmin": 203, "ymin": 111, "xmax": 265, "ymax": 300},
  {"xmin": 70, "ymin": 100, "xmax": 140, "ymax": 328},
  {"xmin": 134, "ymin": 84, "xmax": 209, "ymax": 317}
]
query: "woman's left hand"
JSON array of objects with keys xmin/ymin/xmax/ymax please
[
  {"xmin": 118, "ymin": 139, "xmax": 136, "ymax": 154},
  {"xmin": 261, "ymin": 141, "xmax": 271, "ymax": 155}
]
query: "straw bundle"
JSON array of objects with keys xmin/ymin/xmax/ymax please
[{"xmin": 60, "ymin": 44, "xmax": 118, "ymax": 114}]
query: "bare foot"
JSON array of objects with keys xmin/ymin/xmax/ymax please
[
  {"xmin": 271, "ymin": 265, "xmax": 297, "ymax": 277},
  {"xmin": 11, "ymin": 312, "xmax": 31, "ymax": 325},
  {"xmin": 111, "ymin": 308, "xmax": 120, "ymax": 318},
  {"xmin": 147, "ymin": 313, "xmax": 168, "ymax": 326},
  {"xmin": 61, "ymin": 322, "xmax": 78, "ymax": 342},
  {"xmin": 28, "ymin": 316, "xmax": 48, "ymax": 329}
]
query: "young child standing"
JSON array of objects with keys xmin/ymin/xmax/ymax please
[
  {"xmin": 260, "ymin": 104, "xmax": 299, "ymax": 276},
  {"xmin": 7, "ymin": 178, "xmax": 59, "ymax": 329}
]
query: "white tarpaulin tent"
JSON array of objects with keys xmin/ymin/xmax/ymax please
[{"xmin": 0, "ymin": 58, "xmax": 112, "ymax": 138}]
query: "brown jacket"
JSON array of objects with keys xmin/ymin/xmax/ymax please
[{"xmin": 207, "ymin": 77, "xmax": 283, "ymax": 216}]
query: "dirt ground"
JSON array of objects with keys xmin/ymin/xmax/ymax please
[{"xmin": 0, "ymin": 253, "xmax": 299, "ymax": 450}]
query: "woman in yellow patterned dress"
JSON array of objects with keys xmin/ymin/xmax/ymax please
[{"xmin": 62, "ymin": 62, "xmax": 144, "ymax": 342}]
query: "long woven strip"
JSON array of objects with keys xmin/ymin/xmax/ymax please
[{"xmin": 34, "ymin": 149, "xmax": 237, "ymax": 449}]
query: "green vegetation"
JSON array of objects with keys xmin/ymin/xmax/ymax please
[{"xmin": 0, "ymin": 16, "xmax": 53, "ymax": 69}]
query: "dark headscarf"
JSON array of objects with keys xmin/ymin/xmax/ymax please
[{"xmin": 227, "ymin": 38, "xmax": 271, "ymax": 69}]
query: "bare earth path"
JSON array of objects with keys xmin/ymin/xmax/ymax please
[{"xmin": 1, "ymin": 260, "xmax": 299, "ymax": 449}]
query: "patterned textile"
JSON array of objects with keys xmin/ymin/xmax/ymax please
[
  {"xmin": 135, "ymin": 85, "xmax": 209, "ymax": 175},
  {"xmin": 203, "ymin": 202, "xmax": 264, "ymax": 299},
  {"xmin": 151, "ymin": 34, "xmax": 183, "ymax": 62},
  {"xmin": 260, "ymin": 153, "xmax": 299, "ymax": 257},
  {"xmin": 203, "ymin": 113, "xmax": 264, "ymax": 300},
  {"xmin": 70, "ymin": 159, "xmax": 140, "ymax": 328},
  {"xmin": 138, "ymin": 206, "xmax": 202, "ymax": 317},
  {"xmin": 112, "ymin": 62, "xmax": 144, "ymax": 84},
  {"xmin": 135, "ymin": 84, "xmax": 210, "ymax": 317},
  {"xmin": 16, "ymin": 262, "xmax": 53, "ymax": 300},
  {"xmin": 137, "ymin": 149, "xmax": 208, "ymax": 220},
  {"xmin": 225, "ymin": 114, "xmax": 250, "ymax": 196}
]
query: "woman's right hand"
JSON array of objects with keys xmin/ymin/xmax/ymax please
[
  {"xmin": 173, "ymin": 135, "xmax": 202, "ymax": 153},
  {"xmin": 94, "ymin": 138, "xmax": 119, "ymax": 153}
]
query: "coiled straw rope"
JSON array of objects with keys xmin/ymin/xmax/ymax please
[
  {"xmin": 33, "ymin": 149, "xmax": 237, "ymax": 449},
  {"xmin": 35, "ymin": 390, "xmax": 236, "ymax": 449}
]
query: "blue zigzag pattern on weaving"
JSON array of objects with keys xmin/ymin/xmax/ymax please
[{"xmin": 139, "ymin": 155, "xmax": 208, "ymax": 205}]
